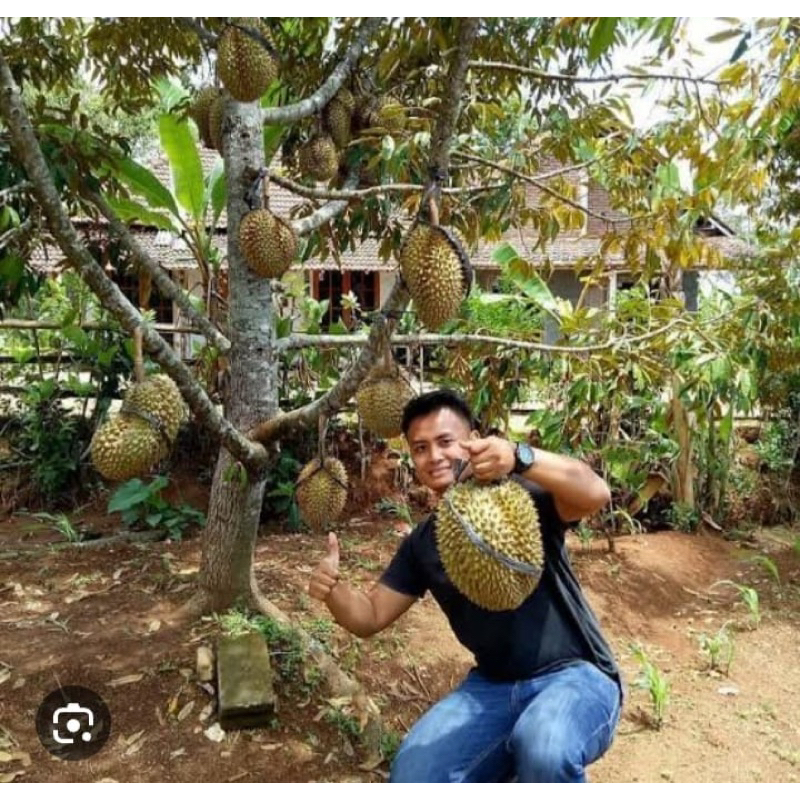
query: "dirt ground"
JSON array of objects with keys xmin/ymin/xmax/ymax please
[{"xmin": 0, "ymin": 491, "xmax": 799, "ymax": 783}]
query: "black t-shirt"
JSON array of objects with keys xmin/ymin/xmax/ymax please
[{"xmin": 380, "ymin": 478, "xmax": 621, "ymax": 691}]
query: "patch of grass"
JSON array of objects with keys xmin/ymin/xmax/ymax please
[
  {"xmin": 324, "ymin": 707, "xmax": 361, "ymax": 740},
  {"xmin": 30, "ymin": 511, "xmax": 83, "ymax": 542},
  {"xmin": 215, "ymin": 611, "xmax": 306, "ymax": 682},
  {"xmin": 380, "ymin": 729, "xmax": 403, "ymax": 763}
]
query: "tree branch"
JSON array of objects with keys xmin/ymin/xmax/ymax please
[
  {"xmin": 261, "ymin": 17, "xmax": 382, "ymax": 126},
  {"xmin": 0, "ymin": 53, "xmax": 267, "ymax": 473},
  {"xmin": 179, "ymin": 17, "xmax": 219, "ymax": 48},
  {"xmin": 0, "ymin": 217, "xmax": 34, "ymax": 251},
  {"xmin": 249, "ymin": 279, "xmax": 410, "ymax": 444},
  {"xmin": 469, "ymin": 60, "xmax": 731, "ymax": 87},
  {"xmin": 274, "ymin": 316, "xmax": 689, "ymax": 356},
  {"xmin": 0, "ymin": 180, "xmax": 31, "ymax": 203},
  {"xmin": 430, "ymin": 18, "xmax": 480, "ymax": 177},
  {"xmin": 291, "ymin": 169, "xmax": 360, "ymax": 236},
  {"xmin": 90, "ymin": 192, "xmax": 232, "ymax": 354},
  {"xmin": 268, "ymin": 171, "xmax": 506, "ymax": 201},
  {"xmin": 453, "ymin": 150, "xmax": 652, "ymax": 225}
]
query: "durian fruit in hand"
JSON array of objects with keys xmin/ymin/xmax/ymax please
[
  {"xmin": 295, "ymin": 457, "xmax": 348, "ymax": 532},
  {"xmin": 399, "ymin": 222, "xmax": 471, "ymax": 329},
  {"xmin": 217, "ymin": 18, "xmax": 278, "ymax": 103},
  {"xmin": 298, "ymin": 134, "xmax": 339, "ymax": 182},
  {"xmin": 90, "ymin": 415, "xmax": 164, "ymax": 482},
  {"xmin": 435, "ymin": 479, "xmax": 544, "ymax": 611},
  {"xmin": 239, "ymin": 209, "xmax": 298, "ymax": 279},
  {"xmin": 356, "ymin": 365, "xmax": 415, "ymax": 439}
]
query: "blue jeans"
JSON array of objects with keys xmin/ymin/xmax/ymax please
[{"xmin": 390, "ymin": 660, "xmax": 621, "ymax": 783}]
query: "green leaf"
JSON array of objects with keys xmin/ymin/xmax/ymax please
[
  {"xmin": 108, "ymin": 479, "xmax": 150, "ymax": 513},
  {"xmin": 158, "ymin": 114, "xmax": 205, "ymax": 222},
  {"xmin": 115, "ymin": 157, "xmax": 179, "ymax": 216},
  {"xmin": 706, "ymin": 28, "xmax": 743, "ymax": 44},
  {"xmin": 209, "ymin": 160, "xmax": 227, "ymax": 226},
  {"xmin": 105, "ymin": 196, "xmax": 177, "ymax": 232},
  {"xmin": 588, "ymin": 17, "xmax": 619, "ymax": 63},
  {"xmin": 507, "ymin": 261, "xmax": 560, "ymax": 319},
  {"xmin": 263, "ymin": 124, "xmax": 285, "ymax": 164}
]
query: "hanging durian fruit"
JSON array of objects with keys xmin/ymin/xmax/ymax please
[
  {"xmin": 122, "ymin": 374, "xmax": 186, "ymax": 451},
  {"xmin": 208, "ymin": 94, "xmax": 226, "ymax": 154},
  {"xmin": 399, "ymin": 188, "xmax": 472, "ymax": 329},
  {"xmin": 298, "ymin": 133, "xmax": 339, "ymax": 182},
  {"xmin": 369, "ymin": 96, "xmax": 407, "ymax": 134},
  {"xmin": 356, "ymin": 345, "xmax": 415, "ymax": 439},
  {"xmin": 189, "ymin": 86, "xmax": 220, "ymax": 150},
  {"xmin": 238, "ymin": 169, "xmax": 297, "ymax": 279},
  {"xmin": 295, "ymin": 418, "xmax": 349, "ymax": 532},
  {"xmin": 323, "ymin": 94, "xmax": 353, "ymax": 149},
  {"xmin": 435, "ymin": 478, "xmax": 544, "ymax": 611},
  {"xmin": 90, "ymin": 415, "xmax": 165, "ymax": 482},
  {"xmin": 217, "ymin": 18, "xmax": 278, "ymax": 103},
  {"xmin": 239, "ymin": 209, "xmax": 297, "ymax": 279},
  {"xmin": 296, "ymin": 458, "xmax": 348, "ymax": 533},
  {"xmin": 91, "ymin": 375, "xmax": 185, "ymax": 482}
]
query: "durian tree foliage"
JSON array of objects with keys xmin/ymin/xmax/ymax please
[{"xmin": 2, "ymin": 18, "xmax": 800, "ymax": 624}]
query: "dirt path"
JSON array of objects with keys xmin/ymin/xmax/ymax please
[{"xmin": 1, "ymin": 516, "xmax": 798, "ymax": 782}]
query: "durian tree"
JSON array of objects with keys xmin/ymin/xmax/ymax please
[{"xmin": 2, "ymin": 17, "xmax": 799, "ymax": 701}]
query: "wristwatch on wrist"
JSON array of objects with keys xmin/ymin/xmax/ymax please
[{"xmin": 512, "ymin": 442, "xmax": 536, "ymax": 475}]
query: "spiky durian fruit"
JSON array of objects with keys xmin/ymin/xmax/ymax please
[
  {"xmin": 208, "ymin": 94, "xmax": 226, "ymax": 154},
  {"xmin": 90, "ymin": 415, "xmax": 164, "ymax": 482},
  {"xmin": 356, "ymin": 369, "xmax": 414, "ymax": 439},
  {"xmin": 435, "ymin": 480, "xmax": 544, "ymax": 611},
  {"xmin": 122, "ymin": 375, "xmax": 186, "ymax": 449},
  {"xmin": 189, "ymin": 86, "xmax": 219, "ymax": 149},
  {"xmin": 217, "ymin": 18, "xmax": 278, "ymax": 103},
  {"xmin": 370, "ymin": 96, "xmax": 407, "ymax": 134},
  {"xmin": 323, "ymin": 97, "xmax": 352, "ymax": 149},
  {"xmin": 239, "ymin": 209, "xmax": 297, "ymax": 279},
  {"xmin": 295, "ymin": 457, "xmax": 348, "ymax": 532},
  {"xmin": 298, "ymin": 134, "xmax": 339, "ymax": 182},
  {"xmin": 399, "ymin": 222, "xmax": 471, "ymax": 329}
]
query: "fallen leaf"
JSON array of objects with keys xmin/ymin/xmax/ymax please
[
  {"xmin": 108, "ymin": 673, "xmax": 143, "ymax": 687},
  {"xmin": 177, "ymin": 700, "xmax": 195, "ymax": 722},
  {"xmin": 0, "ymin": 754, "xmax": 12, "ymax": 763},
  {"xmin": 359, "ymin": 754, "xmax": 385, "ymax": 772},
  {"xmin": 0, "ymin": 771, "xmax": 25, "ymax": 783},
  {"xmin": 198, "ymin": 702, "xmax": 214, "ymax": 722},
  {"xmin": 148, "ymin": 620, "xmax": 161, "ymax": 633},
  {"xmin": 260, "ymin": 743, "xmax": 282, "ymax": 751},
  {"xmin": 9, "ymin": 752, "xmax": 30, "ymax": 767},
  {"xmin": 0, "ymin": 670, "xmax": 11, "ymax": 686},
  {"xmin": 169, "ymin": 748, "xmax": 186, "ymax": 760}
]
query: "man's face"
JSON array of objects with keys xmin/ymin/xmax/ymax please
[{"xmin": 406, "ymin": 407, "xmax": 475, "ymax": 496}]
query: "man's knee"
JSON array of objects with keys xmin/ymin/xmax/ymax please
[{"xmin": 509, "ymin": 721, "xmax": 584, "ymax": 782}]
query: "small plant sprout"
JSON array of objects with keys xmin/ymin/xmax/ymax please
[
  {"xmin": 698, "ymin": 622, "xmax": 735, "ymax": 675},
  {"xmin": 711, "ymin": 580, "xmax": 762, "ymax": 628},
  {"xmin": 630, "ymin": 643, "xmax": 670, "ymax": 729}
]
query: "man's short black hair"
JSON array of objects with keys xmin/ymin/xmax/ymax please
[{"xmin": 401, "ymin": 389, "xmax": 478, "ymax": 437}]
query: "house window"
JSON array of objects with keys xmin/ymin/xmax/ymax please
[
  {"xmin": 312, "ymin": 270, "xmax": 380, "ymax": 329},
  {"xmin": 116, "ymin": 269, "xmax": 175, "ymax": 345}
]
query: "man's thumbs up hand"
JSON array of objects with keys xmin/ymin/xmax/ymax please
[{"xmin": 309, "ymin": 532, "xmax": 340, "ymax": 601}]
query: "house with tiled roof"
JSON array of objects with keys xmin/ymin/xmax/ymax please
[{"xmin": 27, "ymin": 147, "xmax": 754, "ymax": 356}]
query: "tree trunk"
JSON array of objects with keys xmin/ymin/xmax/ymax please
[{"xmin": 191, "ymin": 97, "xmax": 277, "ymax": 613}]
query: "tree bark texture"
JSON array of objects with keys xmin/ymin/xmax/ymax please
[{"xmin": 196, "ymin": 98, "xmax": 278, "ymax": 611}]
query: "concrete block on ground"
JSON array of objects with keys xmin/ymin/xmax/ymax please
[{"xmin": 216, "ymin": 633, "xmax": 276, "ymax": 730}]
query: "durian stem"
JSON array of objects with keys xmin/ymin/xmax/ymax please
[
  {"xmin": 318, "ymin": 414, "xmax": 328, "ymax": 463},
  {"xmin": 133, "ymin": 327, "xmax": 145, "ymax": 383},
  {"xmin": 428, "ymin": 194, "xmax": 440, "ymax": 226}
]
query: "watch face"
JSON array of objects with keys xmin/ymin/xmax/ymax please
[{"xmin": 516, "ymin": 442, "xmax": 535, "ymax": 470}]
